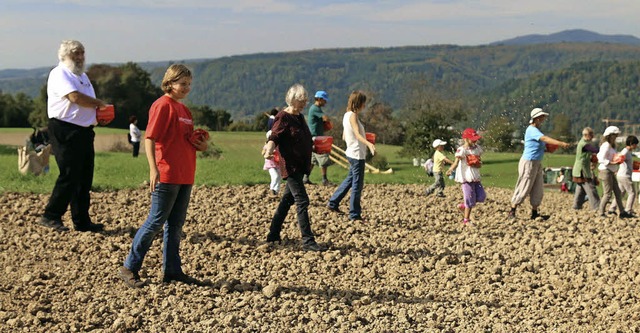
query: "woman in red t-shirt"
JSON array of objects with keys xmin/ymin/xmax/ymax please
[{"xmin": 120, "ymin": 64, "xmax": 208, "ymax": 288}]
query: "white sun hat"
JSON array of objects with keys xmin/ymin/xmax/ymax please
[
  {"xmin": 603, "ymin": 126, "xmax": 621, "ymax": 137},
  {"xmin": 432, "ymin": 139, "xmax": 447, "ymax": 148}
]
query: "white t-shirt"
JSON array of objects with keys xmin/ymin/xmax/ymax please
[
  {"xmin": 343, "ymin": 111, "xmax": 367, "ymax": 160},
  {"xmin": 47, "ymin": 62, "xmax": 97, "ymax": 127},
  {"xmin": 454, "ymin": 144, "xmax": 483, "ymax": 183},
  {"xmin": 597, "ymin": 142, "xmax": 619, "ymax": 173},
  {"xmin": 616, "ymin": 147, "xmax": 632, "ymax": 178},
  {"xmin": 129, "ymin": 123, "xmax": 141, "ymax": 143}
]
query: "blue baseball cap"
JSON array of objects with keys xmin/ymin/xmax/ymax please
[{"xmin": 314, "ymin": 91, "xmax": 329, "ymax": 101}]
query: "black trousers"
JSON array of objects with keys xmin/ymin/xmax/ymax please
[
  {"xmin": 267, "ymin": 172, "xmax": 316, "ymax": 245},
  {"xmin": 132, "ymin": 141, "xmax": 140, "ymax": 157},
  {"xmin": 43, "ymin": 118, "xmax": 95, "ymax": 226}
]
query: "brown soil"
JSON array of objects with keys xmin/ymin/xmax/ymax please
[{"xmin": 1, "ymin": 185, "xmax": 639, "ymax": 332}]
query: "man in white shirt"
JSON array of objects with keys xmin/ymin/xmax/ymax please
[{"xmin": 39, "ymin": 40, "xmax": 107, "ymax": 232}]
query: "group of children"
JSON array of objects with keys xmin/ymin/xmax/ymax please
[{"xmin": 425, "ymin": 128, "xmax": 486, "ymax": 225}]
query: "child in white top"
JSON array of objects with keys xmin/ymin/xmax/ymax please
[
  {"xmin": 262, "ymin": 131, "xmax": 281, "ymax": 196},
  {"xmin": 447, "ymin": 128, "xmax": 486, "ymax": 225}
]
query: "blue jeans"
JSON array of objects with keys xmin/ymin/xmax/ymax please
[
  {"xmin": 329, "ymin": 157, "xmax": 365, "ymax": 219},
  {"xmin": 124, "ymin": 183, "xmax": 192, "ymax": 275},
  {"xmin": 267, "ymin": 172, "xmax": 316, "ymax": 245}
]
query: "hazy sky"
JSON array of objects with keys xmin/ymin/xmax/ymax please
[{"xmin": 1, "ymin": 0, "xmax": 639, "ymax": 70}]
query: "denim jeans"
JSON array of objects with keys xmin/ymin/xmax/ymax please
[
  {"xmin": 124, "ymin": 183, "xmax": 192, "ymax": 275},
  {"xmin": 329, "ymin": 157, "xmax": 365, "ymax": 219},
  {"xmin": 267, "ymin": 172, "xmax": 316, "ymax": 245}
]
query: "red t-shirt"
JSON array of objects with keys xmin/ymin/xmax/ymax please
[{"xmin": 145, "ymin": 95, "xmax": 196, "ymax": 184}]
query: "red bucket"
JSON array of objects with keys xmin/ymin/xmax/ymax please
[
  {"xmin": 365, "ymin": 132, "xmax": 376, "ymax": 144},
  {"xmin": 96, "ymin": 104, "xmax": 115, "ymax": 124},
  {"xmin": 545, "ymin": 143, "xmax": 558, "ymax": 153},
  {"xmin": 313, "ymin": 136, "xmax": 333, "ymax": 154}
]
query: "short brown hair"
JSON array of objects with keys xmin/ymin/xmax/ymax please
[
  {"xmin": 161, "ymin": 64, "xmax": 192, "ymax": 93},
  {"xmin": 346, "ymin": 91, "xmax": 367, "ymax": 112}
]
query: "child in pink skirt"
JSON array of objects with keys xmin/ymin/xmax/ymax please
[
  {"xmin": 446, "ymin": 128, "xmax": 486, "ymax": 225},
  {"xmin": 263, "ymin": 130, "xmax": 282, "ymax": 196}
]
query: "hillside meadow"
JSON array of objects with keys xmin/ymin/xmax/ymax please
[{"xmin": 1, "ymin": 128, "xmax": 576, "ymax": 194}]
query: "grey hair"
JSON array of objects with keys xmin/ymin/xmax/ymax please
[
  {"xmin": 285, "ymin": 83, "xmax": 308, "ymax": 106},
  {"xmin": 582, "ymin": 127, "xmax": 594, "ymax": 136},
  {"xmin": 57, "ymin": 40, "xmax": 84, "ymax": 62}
]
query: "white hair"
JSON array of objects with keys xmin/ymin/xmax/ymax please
[
  {"xmin": 285, "ymin": 83, "xmax": 308, "ymax": 107},
  {"xmin": 57, "ymin": 40, "xmax": 84, "ymax": 62}
]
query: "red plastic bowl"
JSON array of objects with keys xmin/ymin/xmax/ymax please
[{"xmin": 545, "ymin": 143, "xmax": 558, "ymax": 153}]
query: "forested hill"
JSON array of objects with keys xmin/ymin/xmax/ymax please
[
  {"xmin": 474, "ymin": 60, "xmax": 640, "ymax": 133},
  {"xmin": 2, "ymin": 42, "xmax": 640, "ymax": 126},
  {"xmin": 143, "ymin": 43, "xmax": 640, "ymax": 119}
]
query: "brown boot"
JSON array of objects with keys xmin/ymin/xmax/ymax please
[{"xmin": 119, "ymin": 266, "xmax": 147, "ymax": 288}]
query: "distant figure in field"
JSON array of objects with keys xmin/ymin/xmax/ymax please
[
  {"xmin": 508, "ymin": 108, "xmax": 570, "ymax": 220},
  {"xmin": 305, "ymin": 90, "xmax": 333, "ymax": 186},
  {"xmin": 263, "ymin": 83, "xmax": 325, "ymax": 252},
  {"xmin": 597, "ymin": 126, "xmax": 632, "ymax": 218},
  {"xmin": 129, "ymin": 115, "xmax": 142, "ymax": 157},
  {"xmin": 327, "ymin": 91, "xmax": 376, "ymax": 221},
  {"xmin": 267, "ymin": 108, "xmax": 279, "ymax": 130},
  {"xmin": 38, "ymin": 40, "xmax": 108, "ymax": 233},
  {"xmin": 119, "ymin": 64, "xmax": 209, "ymax": 288},
  {"xmin": 607, "ymin": 135, "xmax": 638, "ymax": 216},
  {"xmin": 447, "ymin": 128, "xmax": 486, "ymax": 225},
  {"xmin": 425, "ymin": 139, "xmax": 453, "ymax": 198},
  {"xmin": 572, "ymin": 127, "xmax": 600, "ymax": 211}
]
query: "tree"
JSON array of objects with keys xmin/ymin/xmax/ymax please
[
  {"xmin": 87, "ymin": 62, "xmax": 162, "ymax": 129},
  {"xmin": 361, "ymin": 102, "xmax": 404, "ymax": 145},
  {"xmin": 190, "ymin": 105, "xmax": 233, "ymax": 131},
  {"xmin": 399, "ymin": 80, "xmax": 467, "ymax": 158},
  {"xmin": 482, "ymin": 116, "xmax": 517, "ymax": 152}
]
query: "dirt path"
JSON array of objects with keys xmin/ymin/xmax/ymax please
[{"xmin": 0, "ymin": 130, "xmax": 143, "ymax": 153}]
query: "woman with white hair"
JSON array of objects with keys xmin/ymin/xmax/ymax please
[
  {"xmin": 262, "ymin": 84, "xmax": 325, "ymax": 252},
  {"xmin": 508, "ymin": 108, "xmax": 571, "ymax": 220},
  {"xmin": 597, "ymin": 126, "xmax": 632, "ymax": 218}
]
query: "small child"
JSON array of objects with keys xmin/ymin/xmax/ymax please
[
  {"xmin": 607, "ymin": 135, "xmax": 638, "ymax": 215},
  {"xmin": 425, "ymin": 139, "xmax": 453, "ymax": 197},
  {"xmin": 447, "ymin": 128, "xmax": 486, "ymax": 225},
  {"xmin": 263, "ymin": 130, "xmax": 281, "ymax": 196}
]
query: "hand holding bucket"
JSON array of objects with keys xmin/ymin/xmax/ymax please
[{"xmin": 96, "ymin": 104, "xmax": 115, "ymax": 126}]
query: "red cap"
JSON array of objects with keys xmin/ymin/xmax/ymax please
[{"xmin": 462, "ymin": 128, "xmax": 481, "ymax": 141}]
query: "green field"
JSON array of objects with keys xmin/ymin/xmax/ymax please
[{"xmin": 0, "ymin": 129, "xmax": 576, "ymax": 193}]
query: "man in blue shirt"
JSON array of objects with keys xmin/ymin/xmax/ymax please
[{"xmin": 305, "ymin": 91, "xmax": 332, "ymax": 185}]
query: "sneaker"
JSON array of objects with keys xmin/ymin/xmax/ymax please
[
  {"xmin": 302, "ymin": 243, "xmax": 326, "ymax": 252},
  {"xmin": 425, "ymin": 189, "xmax": 432, "ymax": 196},
  {"xmin": 321, "ymin": 179, "xmax": 332, "ymax": 186},
  {"xmin": 163, "ymin": 272, "xmax": 207, "ymax": 286},
  {"xmin": 619, "ymin": 211, "xmax": 633, "ymax": 219},
  {"xmin": 458, "ymin": 203, "xmax": 465, "ymax": 211},
  {"xmin": 119, "ymin": 266, "xmax": 147, "ymax": 288},
  {"xmin": 436, "ymin": 193, "xmax": 445, "ymax": 198},
  {"xmin": 349, "ymin": 216, "xmax": 365, "ymax": 222},
  {"xmin": 266, "ymin": 234, "xmax": 282, "ymax": 244},
  {"xmin": 269, "ymin": 190, "xmax": 278, "ymax": 197},
  {"xmin": 327, "ymin": 205, "xmax": 344, "ymax": 215},
  {"xmin": 38, "ymin": 216, "xmax": 69, "ymax": 232},
  {"xmin": 462, "ymin": 218, "xmax": 472, "ymax": 225},
  {"xmin": 607, "ymin": 210, "xmax": 617, "ymax": 215},
  {"xmin": 507, "ymin": 210, "xmax": 516, "ymax": 220},
  {"xmin": 74, "ymin": 222, "xmax": 104, "ymax": 232}
]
